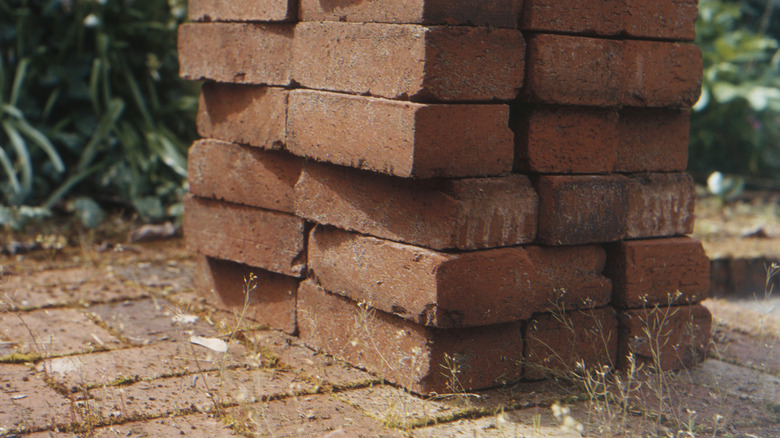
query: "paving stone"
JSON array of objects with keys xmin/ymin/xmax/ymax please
[
  {"xmin": 711, "ymin": 323, "xmax": 780, "ymax": 375},
  {"xmin": 0, "ymin": 364, "xmax": 71, "ymax": 434},
  {"xmin": 686, "ymin": 359, "xmax": 780, "ymax": 405},
  {"xmin": 411, "ymin": 409, "xmax": 582, "ymax": 437},
  {"xmin": 108, "ymin": 259, "xmax": 194, "ymax": 292},
  {"xmin": 92, "ymin": 413, "xmax": 238, "ymax": 437}
]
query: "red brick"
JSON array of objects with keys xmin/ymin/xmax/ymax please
[
  {"xmin": 511, "ymin": 105, "xmax": 618, "ymax": 174},
  {"xmin": 623, "ymin": 0, "xmax": 699, "ymax": 41},
  {"xmin": 299, "ymin": 0, "xmax": 522, "ymax": 28},
  {"xmin": 183, "ymin": 195, "xmax": 306, "ymax": 277},
  {"xmin": 622, "ymin": 40, "xmax": 702, "ymax": 108},
  {"xmin": 194, "ymin": 256, "xmax": 298, "ymax": 334},
  {"xmin": 197, "ymin": 83, "xmax": 287, "ymax": 149},
  {"xmin": 288, "ymin": 90, "xmax": 513, "ymax": 178},
  {"xmin": 524, "ymin": 307, "xmax": 618, "ymax": 380},
  {"xmin": 291, "ymin": 22, "xmax": 525, "ymax": 102},
  {"xmin": 624, "ymin": 173, "xmax": 695, "ymax": 239},
  {"xmin": 188, "ymin": 0, "xmax": 296, "ymax": 22},
  {"xmin": 308, "ymin": 226, "xmax": 536, "ymax": 327},
  {"xmin": 297, "ymin": 280, "xmax": 524, "ymax": 394},
  {"xmin": 617, "ymin": 305, "xmax": 711, "ymax": 371},
  {"xmin": 534, "ymin": 175, "xmax": 628, "ymax": 245},
  {"xmin": 606, "ymin": 237, "xmax": 710, "ymax": 309},
  {"xmin": 188, "ymin": 139, "xmax": 302, "ymax": 213},
  {"xmin": 294, "ymin": 163, "xmax": 538, "ymax": 250},
  {"xmin": 615, "ymin": 108, "xmax": 690, "ymax": 173},
  {"xmin": 178, "ymin": 23, "xmax": 293, "ymax": 85}
]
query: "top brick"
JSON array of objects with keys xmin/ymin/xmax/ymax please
[
  {"xmin": 299, "ymin": 0, "xmax": 523, "ymax": 28},
  {"xmin": 188, "ymin": 0, "xmax": 296, "ymax": 22}
]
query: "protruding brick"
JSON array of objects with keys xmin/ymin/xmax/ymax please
[
  {"xmin": 297, "ymin": 280, "xmax": 525, "ymax": 394},
  {"xmin": 624, "ymin": 173, "xmax": 695, "ymax": 239},
  {"xmin": 615, "ymin": 108, "xmax": 689, "ymax": 173},
  {"xmin": 299, "ymin": 0, "xmax": 522, "ymax": 28},
  {"xmin": 292, "ymin": 22, "xmax": 525, "ymax": 102},
  {"xmin": 178, "ymin": 23, "xmax": 293, "ymax": 85},
  {"xmin": 183, "ymin": 195, "xmax": 306, "ymax": 277},
  {"xmin": 524, "ymin": 307, "xmax": 618, "ymax": 380},
  {"xmin": 606, "ymin": 237, "xmax": 710, "ymax": 308},
  {"xmin": 622, "ymin": 40, "xmax": 702, "ymax": 108},
  {"xmin": 623, "ymin": 0, "xmax": 699, "ymax": 41},
  {"xmin": 534, "ymin": 175, "xmax": 628, "ymax": 246},
  {"xmin": 188, "ymin": 139, "xmax": 302, "ymax": 213},
  {"xmin": 188, "ymin": 0, "xmax": 297, "ymax": 22},
  {"xmin": 617, "ymin": 305, "xmax": 711, "ymax": 371},
  {"xmin": 197, "ymin": 83, "xmax": 288, "ymax": 149},
  {"xmin": 294, "ymin": 163, "xmax": 538, "ymax": 250},
  {"xmin": 288, "ymin": 90, "xmax": 513, "ymax": 178},
  {"xmin": 194, "ymin": 256, "xmax": 298, "ymax": 334}
]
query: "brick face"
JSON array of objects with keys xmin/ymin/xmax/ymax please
[
  {"xmin": 622, "ymin": 40, "xmax": 703, "ymax": 108},
  {"xmin": 287, "ymin": 90, "xmax": 513, "ymax": 178},
  {"xmin": 188, "ymin": 0, "xmax": 296, "ymax": 22},
  {"xmin": 624, "ymin": 173, "xmax": 695, "ymax": 239},
  {"xmin": 615, "ymin": 108, "xmax": 689, "ymax": 173},
  {"xmin": 294, "ymin": 163, "xmax": 538, "ymax": 250}
]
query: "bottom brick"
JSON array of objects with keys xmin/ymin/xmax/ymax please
[
  {"xmin": 194, "ymin": 256, "xmax": 298, "ymax": 334},
  {"xmin": 296, "ymin": 280, "xmax": 524, "ymax": 394}
]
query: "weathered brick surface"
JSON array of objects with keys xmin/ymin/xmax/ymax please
[
  {"xmin": 287, "ymin": 90, "xmax": 513, "ymax": 178},
  {"xmin": 623, "ymin": 0, "xmax": 699, "ymax": 41},
  {"xmin": 188, "ymin": 0, "xmax": 296, "ymax": 22},
  {"xmin": 197, "ymin": 83, "xmax": 288, "ymax": 149},
  {"xmin": 297, "ymin": 280, "xmax": 524, "ymax": 394},
  {"xmin": 617, "ymin": 305, "xmax": 712, "ymax": 371},
  {"xmin": 194, "ymin": 256, "xmax": 298, "ymax": 333},
  {"xmin": 183, "ymin": 195, "xmax": 306, "ymax": 277},
  {"xmin": 534, "ymin": 175, "xmax": 628, "ymax": 245},
  {"xmin": 615, "ymin": 108, "xmax": 690, "ymax": 173},
  {"xmin": 292, "ymin": 22, "xmax": 525, "ymax": 101},
  {"xmin": 188, "ymin": 139, "xmax": 302, "ymax": 213},
  {"xmin": 178, "ymin": 23, "xmax": 293, "ymax": 85},
  {"xmin": 294, "ymin": 163, "xmax": 538, "ymax": 250},
  {"xmin": 606, "ymin": 237, "xmax": 710, "ymax": 309},
  {"xmin": 622, "ymin": 40, "xmax": 703, "ymax": 108},
  {"xmin": 299, "ymin": 0, "xmax": 522, "ymax": 28},
  {"xmin": 624, "ymin": 173, "xmax": 695, "ymax": 239},
  {"xmin": 524, "ymin": 307, "xmax": 618, "ymax": 380}
]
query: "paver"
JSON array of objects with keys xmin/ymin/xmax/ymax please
[{"xmin": 0, "ymin": 364, "xmax": 71, "ymax": 434}]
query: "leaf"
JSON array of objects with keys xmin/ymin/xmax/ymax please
[
  {"xmin": 0, "ymin": 146, "xmax": 21, "ymax": 194},
  {"xmin": 14, "ymin": 118, "xmax": 65, "ymax": 173},
  {"xmin": 69, "ymin": 196, "xmax": 105, "ymax": 229},
  {"xmin": 77, "ymin": 97, "xmax": 124, "ymax": 171},
  {"xmin": 189, "ymin": 335, "xmax": 228, "ymax": 353},
  {"xmin": 9, "ymin": 58, "xmax": 30, "ymax": 107},
  {"xmin": 1, "ymin": 119, "xmax": 31, "ymax": 196}
]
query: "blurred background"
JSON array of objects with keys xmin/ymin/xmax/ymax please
[{"xmin": 0, "ymin": 0, "xmax": 778, "ymax": 230}]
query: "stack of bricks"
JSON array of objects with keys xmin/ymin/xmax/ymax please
[{"xmin": 179, "ymin": 0, "xmax": 712, "ymax": 394}]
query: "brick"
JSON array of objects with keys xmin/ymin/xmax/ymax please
[
  {"xmin": 615, "ymin": 108, "xmax": 690, "ymax": 173},
  {"xmin": 183, "ymin": 195, "xmax": 306, "ymax": 277},
  {"xmin": 294, "ymin": 163, "xmax": 538, "ymax": 250},
  {"xmin": 178, "ymin": 23, "xmax": 293, "ymax": 85},
  {"xmin": 617, "ymin": 305, "xmax": 711, "ymax": 371},
  {"xmin": 188, "ymin": 139, "xmax": 302, "ymax": 213},
  {"xmin": 292, "ymin": 22, "xmax": 525, "ymax": 101},
  {"xmin": 194, "ymin": 256, "xmax": 298, "ymax": 333},
  {"xmin": 623, "ymin": 0, "xmax": 699, "ymax": 41},
  {"xmin": 524, "ymin": 307, "xmax": 618, "ymax": 380},
  {"xmin": 188, "ymin": 0, "xmax": 296, "ymax": 22},
  {"xmin": 197, "ymin": 83, "xmax": 287, "ymax": 149},
  {"xmin": 299, "ymin": 0, "xmax": 522, "ymax": 28},
  {"xmin": 606, "ymin": 237, "xmax": 710, "ymax": 309},
  {"xmin": 624, "ymin": 173, "xmax": 695, "ymax": 239},
  {"xmin": 287, "ymin": 90, "xmax": 513, "ymax": 178},
  {"xmin": 297, "ymin": 280, "xmax": 524, "ymax": 394},
  {"xmin": 534, "ymin": 175, "xmax": 628, "ymax": 246},
  {"xmin": 622, "ymin": 40, "xmax": 702, "ymax": 108}
]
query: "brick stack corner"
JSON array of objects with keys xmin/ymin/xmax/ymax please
[{"xmin": 178, "ymin": 0, "xmax": 712, "ymax": 394}]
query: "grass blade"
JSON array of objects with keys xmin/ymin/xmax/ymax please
[
  {"xmin": 9, "ymin": 58, "xmax": 30, "ymax": 107},
  {"xmin": 44, "ymin": 163, "xmax": 104, "ymax": 209},
  {"xmin": 1, "ymin": 119, "xmax": 32, "ymax": 195},
  {"xmin": 77, "ymin": 98, "xmax": 124, "ymax": 171},
  {"xmin": 0, "ymin": 145, "xmax": 22, "ymax": 195},
  {"xmin": 15, "ymin": 118, "xmax": 65, "ymax": 173}
]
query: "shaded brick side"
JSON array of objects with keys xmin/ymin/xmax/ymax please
[
  {"xmin": 197, "ymin": 83, "xmax": 288, "ymax": 149},
  {"xmin": 615, "ymin": 108, "xmax": 689, "ymax": 173},
  {"xmin": 623, "ymin": 0, "xmax": 699, "ymax": 41},
  {"xmin": 606, "ymin": 237, "xmax": 710, "ymax": 309},
  {"xmin": 183, "ymin": 195, "xmax": 306, "ymax": 277},
  {"xmin": 178, "ymin": 23, "xmax": 294, "ymax": 85},
  {"xmin": 188, "ymin": 0, "xmax": 297, "ymax": 22},
  {"xmin": 287, "ymin": 90, "xmax": 513, "ymax": 178},
  {"xmin": 188, "ymin": 139, "xmax": 302, "ymax": 213},
  {"xmin": 624, "ymin": 173, "xmax": 695, "ymax": 239},
  {"xmin": 617, "ymin": 305, "xmax": 712, "ymax": 371},
  {"xmin": 297, "ymin": 280, "xmax": 524, "ymax": 394},
  {"xmin": 194, "ymin": 256, "xmax": 298, "ymax": 334},
  {"xmin": 291, "ymin": 22, "xmax": 525, "ymax": 101},
  {"xmin": 294, "ymin": 163, "xmax": 538, "ymax": 250},
  {"xmin": 622, "ymin": 40, "xmax": 703, "ymax": 108}
]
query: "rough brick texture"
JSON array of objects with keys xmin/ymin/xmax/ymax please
[
  {"xmin": 617, "ymin": 305, "xmax": 712, "ymax": 371},
  {"xmin": 194, "ymin": 256, "xmax": 298, "ymax": 334},
  {"xmin": 622, "ymin": 40, "xmax": 703, "ymax": 108},
  {"xmin": 188, "ymin": 0, "xmax": 297, "ymax": 22},
  {"xmin": 297, "ymin": 280, "xmax": 525, "ymax": 394},
  {"xmin": 625, "ymin": 173, "xmax": 695, "ymax": 239},
  {"xmin": 615, "ymin": 108, "xmax": 690, "ymax": 173},
  {"xmin": 294, "ymin": 163, "xmax": 538, "ymax": 250},
  {"xmin": 197, "ymin": 83, "xmax": 288, "ymax": 149},
  {"xmin": 287, "ymin": 90, "xmax": 513, "ymax": 178},
  {"xmin": 524, "ymin": 307, "xmax": 618, "ymax": 380},
  {"xmin": 299, "ymin": 0, "xmax": 522, "ymax": 28},
  {"xmin": 606, "ymin": 237, "xmax": 710, "ymax": 309},
  {"xmin": 292, "ymin": 22, "xmax": 525, "ymax": 102},
  {"xmin": 183, "ymin": 195, "xmax": 306, "ymax": 277},
  {"xmin": 188, "ymin": 139, "xmax": 302, "ymax": 213},
  {"xmin": 178, "ymin": 23, "xmax": 293, "ymax": 85}
]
